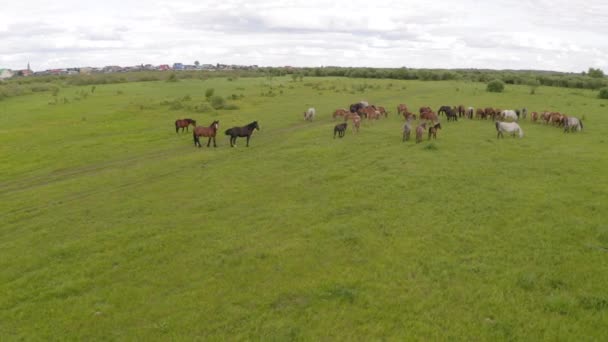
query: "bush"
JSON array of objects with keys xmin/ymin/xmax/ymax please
[
  {"xmin": 487, "ymin": 79, "xmax": 505, "ymax": 93},
  {"xmin": 205, "ymin": 88, "xmax": 214, "ymax": 99},
  {"xmin": 195, "ymin": 104, "xmax": 213, "ymax": 113},
  {"xmin": 166, "ymin": 73, "xmax": 178, "ymax": 82},
  {"xmin": 599, "ymin": 87, "xmax": 608, "ymax": 99},
  {"xmin": 210, "ymin": 95, "xmax": 225, "ymax": 109}
]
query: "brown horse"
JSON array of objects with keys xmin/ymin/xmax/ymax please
[
  {"xmin": 193, "ymin": 120, "xmax": 219, "ymax": 147},
  {"xmin": 457, "ymin": 105, "xmax": 465, "ymax": 117},
  {"xmin": 175, "ymin": 118, "xmax": 196, "ymax": 133},
  {"xmin": 377, "ymin": 106, "xmax": 388, "ymax": 118},
  {"xmin": 531, "ymin": 111, "xmax": 539, "ymax": 123},
  {"xmin": 403, "ymin": 111, "xmax": 417, "ymax": 121},
  {"xmin": 416, "ymin": 122, "xmax": 427, "ymax": 143},
  {"xmin": 351, "ymin": 114, "xmax": 361, "ymax": 133},
  {"xmin": 333, "ymin": 108, "xmax": 349, "ymax": 121},
  {"xmin": 428, "ymin": 122, "xmax": 442, "ymax": 140},
  {"xmin": 476, "ymin": 108, "xmax": 485, "ymax": 120},
  {"xmin": 397, "ymin": 104, "xmax": 408, "ymax": 116},
  {"xmin": 420, "ymin": 110, "xmax": 438, "ymax": 122}
]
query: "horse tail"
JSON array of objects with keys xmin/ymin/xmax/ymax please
[{"xmin": 579, "ymin": 119, "xmax": 583, "ymax": 130}]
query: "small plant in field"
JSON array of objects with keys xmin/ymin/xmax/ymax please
[
  {"xmin": 210, "ymin": 95, "xmax": 225, "ymax": 109},
  {"xmin": 223, "ymin": 104, "xmax": 239, "ymax": 110},
  {"xmin": 91, "ymin": 86, "xmax": 96, "ymax": 93},
  {"xmin": 487, "ymin": 79, "xmax": 505, "ymax": 93},
  {"xmin": 423, "ymin": 143, "xmax": 438, "ymax": 151},
  {"xmin": 598, "ymin": 87, "xmax": 608, "ymax": 99},
  {"xmin": 205, "ymin": 88, "xmax": 214, "ymax": 101},
  {"xmin": 182, "ymin": 94, "xmax": 191, "ymax": 101},
  {"xmin": 166, "ymin": 73, "xmax": 178, "ymax": 82}
]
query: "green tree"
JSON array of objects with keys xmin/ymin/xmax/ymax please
[
  {"xmin": 486, "ymin": 79, "xmax": 505, "ymax": 93},
  {"xmin": 588, "ymin": 68, "xmax": 604, "ymax": 78},
  {"xmin": 598, "ymin": 87, "xmax": 608, "ymax": 99}
]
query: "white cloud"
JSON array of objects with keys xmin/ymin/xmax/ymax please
[{"xmin": 0, "ymin": 0, "xmax": 607, "ymax": 72}]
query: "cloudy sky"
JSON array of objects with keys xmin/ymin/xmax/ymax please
[{"xmin": 1, "ymin": 0, "xmax": 607, "ymax": 72}]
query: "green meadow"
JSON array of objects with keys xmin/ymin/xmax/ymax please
[{"xmin": 1, "ymin": 76, "xmax": 607, "ymax": 340}]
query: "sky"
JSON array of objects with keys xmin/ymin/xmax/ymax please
[{"xmin": 1, "ymin": 0, "xmax": 607, "ymax": 72}]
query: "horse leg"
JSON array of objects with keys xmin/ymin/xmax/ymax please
[
  {"xmin": 176, "ymin": 124, "xmax": 179, "ymax": 133},
  {"xmin": 246, "ymin": 135, "xmax": 250, "ymax": 147}
]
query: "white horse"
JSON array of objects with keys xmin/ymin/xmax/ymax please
[
  {"xmin": 495, "ymin": 121, "xmax": 523, "ymax": 138},
  {"xmin": 467, "ymin": 107, "xmax": 474, "ymax": 119},
  {"xmin": 564, "ymin": 117, "xmax": 583, "ymax": 132},
  {"xmin": 501, "ymin": 110, "xmax": 518, "ymax": 121},
  {"xmin": 303, "ymin": 107, "xmax": 315, "ymax": 121},
  {"xmin": 402, "ymin": 117, "xmax": 413, "ymax": 141}
]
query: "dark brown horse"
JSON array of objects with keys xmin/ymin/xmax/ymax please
[
  {"xmin": 225, "ymin": 121, "xmax": 260, "ymax": 147},
  {"xmin": 193, "ymin": 120, "xmax": 219, "ymax": 147},
  {"xmin": 175, "ymin": 118, "xmax": 196, "ymax": 133},
  {"xmin": 428, "ymin": 122, "xmax": 442, "ymax": 140}
]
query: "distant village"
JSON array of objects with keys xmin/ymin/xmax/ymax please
[{"xmin": 0, "ymin": 63, "xmax": 260, "ymax": 80}]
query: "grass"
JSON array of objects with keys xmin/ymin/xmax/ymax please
[{"xmin": 1, "ymin": 77, "xmax": 607, "ymax": 340}]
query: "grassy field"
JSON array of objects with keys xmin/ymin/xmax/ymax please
[{"xmin": 1, "ymin": 76, "xmax": 607, "ymax": 340}]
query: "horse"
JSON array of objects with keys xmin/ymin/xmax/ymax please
[
  {"xmin": 476, "ymin": 108, "xmax": 485, "ymax": 120},
  {"xmin": 175, "ymin": 118, "xmax": 196, "ymax": 133},
  {"xmin": 333, "ymin": 108, "xmax": 349, "ymax": 120},
  {"xmin": 495, "ymin": 121, "xmax": 523, "ymax": 139},
  {"xmin": 457, "ymin": 105, "xmax": 465, "ymax": 117},
  {"xmin": 501, "ymin": 110, "xmax": 518, "ymax": 121},
  {"xmin": 403, "ymin": 111, "xmax": 417, "ymax": 121},
  {"xmin": 415, "ymin": 122, "xmax": 427, "ymax": 143},
  {"xmin": 446, "ymin": 108, "xmax": 458, "ymax": 121},
  {"xmin": 351, "ymin": 114, "xmax": 361, "ymax": 133},
  {"xmin": 420, "ymin": 110, "xmax": 438, "ymax": 122},
  {"xmin": 403, "ymin": 119, "xmax": 413, "ymax": 142},
  {"xmin": 419, "ymin": 106, "xmax": 432, "ymax": 115},
  {"xmin": 304, "ymin": 107, "xmax": 315, "ymax": 121},
  {"xmin": 428, "ymin": 122, "xmax": 442, "ymax": 140},
  {"xmin": 563, "ymin": 117, "xmax": 583, "ymax": 132},
  {"xmin": 531, "ymin": 111, "xmax": 539, "ymax": 123},
  {"xmin": 377, "ymin": 106, "xmax": 388, "ymax": 118},
  {"xmin": 467, "ymin": 107, "xmax": 475, "ymax": 119},
  {"xmin": 521, "ymin": 108, "xmax": 527, "ymax": 120},
  {"xmin": 438, "ymin": 106, "xmax": 452, "ymax": 116},
  {"xmin": 225, "ymin": 121, "xmax": 260, "ymax": 147},
  {"xmin": 349, "ymin": 101, "xmax": 368, "ymax": 113},
  {"xmin": 397, "ymin": 104, "xmax": 408, "ymax": 116},
  {"xmin": 334, "ymin": 123, "xmax": 347, "ymax": 138},
  {"xmin": 193, "ymin": 120, "xmax": 219, "ymax": 147}
]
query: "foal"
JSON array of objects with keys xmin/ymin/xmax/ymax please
[
  {"xmin": 428, "ymin": 122, "xmax": 442, "ymax": 140},
  {"xmin": 334, "ymin": 123, "xmax": 347, "ymax": 138},
  {"xmin": 415, "ymin": 122, "xmax": 427, "ymax": 143}
]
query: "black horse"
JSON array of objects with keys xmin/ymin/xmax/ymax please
[
  {"xmin": 224, "ymin": 121, "xmax": 260, "ymax": 147},
  {"xmin": 446, "ymin": 108, "xmax": 458, "ymax": 121},
  {"xmin": 334, "ymin": 123, "xmax": 347, "ymax": 138},
  {"xmin": 437, "ymin": 105, "xmax": 452, "ymax": 116},
  {"xmin": 350, "ymin": 102, "xmax": 364, "ymax": 113}
]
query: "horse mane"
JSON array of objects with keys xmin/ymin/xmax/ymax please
[{"xmin": 247, "ymin": 121, "xmax": 258, "ymax": 129}]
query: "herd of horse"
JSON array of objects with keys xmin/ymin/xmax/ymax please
[
  {"xmin": 175, "ymin": 100, "xmax": 584, "ymax": 148},
  {"xmin": 326, "ymin": 101, "xmax": 583, "ymax": 141}
]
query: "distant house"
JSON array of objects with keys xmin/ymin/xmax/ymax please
[
  {"xmin": 79, "ymin": 67, "xmax": 93, "ymax": 74},
  {"xmin": 158, "ymin": 64, "xmax": 170, "ymax": 71},
  {"xmin": 173, "ymin": 63, "xmax": 184, "ymax": 70},
  {"xmin": 0, "ymin": 68, "xmax": 14, "ymax": 80}
]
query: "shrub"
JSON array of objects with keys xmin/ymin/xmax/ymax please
[
  {"xmin": 210, "ymin": 95, "xmax": 225, "ymax": 109},
  {"xmin": 205, "ymin": 88, "xmax": 214, "ymax": 99},
  {"xmin": 598, "ymin": 87, "xmax": 608, "ymax": 99},
  {"xmin": 487, "ymin": 79, "xmax": 505, "ymax": 93},
  {"xmin": 166, "ymin": 73, "xmax": 178, "ymax": 82},
  {"xmin": 195, "ymin": 104, "xmax": 213, "ymax": 113}
]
